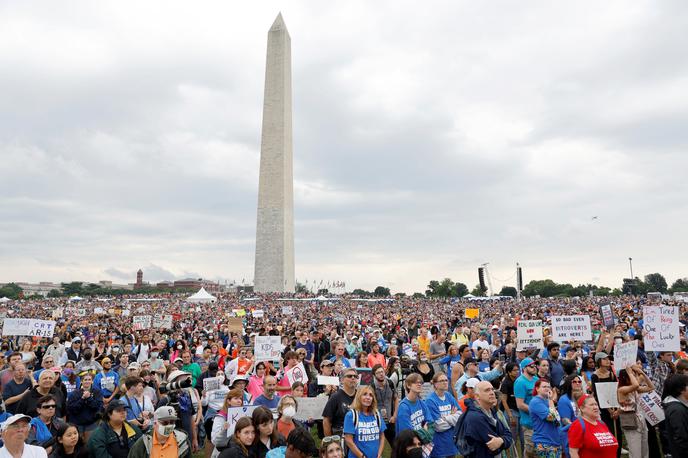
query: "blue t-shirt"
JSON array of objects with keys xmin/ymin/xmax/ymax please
[
  {"xmin": 343, "ymin": 410, "xmax": 386, "ymax": 458},
  {"xmin": 395, "ymin": 397, "xmax": 431, "ymax": 434},
  {"xmin": 254, "ymin": 394, "xmax": 281, "ymax": 413},
  {"xmin": 529, "ymin": 395, "xmax": 560, "ymax": 447},
  {"xmin": 557, "ymin": 394, "xmax": 577, "ymax": 458},
  {"xmin": 513, "ymin": 375, "xmax": 538, "ymax": 427},
  {"xmin": 425, "ymin": 391, "xmax": 459, "ymax": 457},
  {"xmin": 295, "ymin": 341, "xmax": 315, "ymax": 360}
]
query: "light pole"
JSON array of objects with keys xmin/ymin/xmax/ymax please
[{"xmin": 628, "ymin": 257, "xmax": 634, "ymax": 279}]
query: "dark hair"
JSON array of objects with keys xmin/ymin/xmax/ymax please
[
  {"xmin": 355, "ymin": 351, "xmax": 368, "ymax": 368},
  {"xmin": 561, "ymin": 374, "xmax": 582, "ymax": 399},
  {"xmin": 371, "ymin": 364, "xmax": 384, "ymax": 376},
  {"xmin": 286, "ymin": 427, "xmax": 317, "ymax": 456},
  {"xmin": 385, "ymin": 357, "xmax": 399, "ymax": 377},
  {"xmin": 124, "ymin": 376, "xmax": 144, "ymax": 390},
  {"xmin": 663, "ymin": 374, "xmax": 688, "ymax": 399},
  {"xmin": 392, "ymin": 429, "xmax": 420, "ymax": 458},
  {"xmin": 233, "ymin": 417, "xmax": 254, "ymax": 453},
  {"xmin": 53, "ymin": 423, "xmax": 83, "ymax": 455},
  {"xmin": 505, "ymin": 362, "xmax": 518, "ymax": 375},
  {"xmin": 252, "ymin": 406, "xmax": 280, "ymax": 444},
  {"xmin": 581, "ymin": 356, "xmax": 593, "ymax": 370},
  {"xmin": 546, "ymin": 342, "xmax": 560, "ymax": 352},
  {"xmin": 561, "ymin": 359, "xmax": 577, "ymax": 376},
  {"xmin": 284, "ymin": 351, "xmax": 298, "ymax": 361},
  {"xmin": 37, "ymin": 395, "xmax": 56, "ymax": 409},
  {"xmin": 291, "ymin": 381, "xmax": 304, "ymax": 391}
]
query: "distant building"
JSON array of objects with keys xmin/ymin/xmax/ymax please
[
  {"xmin": 13, "ymin": 282, "xmax": 61, "ymax": 297},
  {"xmin": 134, "ymin": 269, "xmax": 144, "ymax": 289}
]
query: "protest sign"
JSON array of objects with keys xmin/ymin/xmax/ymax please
[
  {"xmin": 132, "ymin": 315, "xmax": 151, "ymax": 331},
  {"xmin": 51, "ymin": 308, "xmax": 63, "ymax": 319},
  {"xmin": 465, "ymin": 308, "xmax": 479, "ymax": 319},
  {"xmin": 613, "ymin": 340, "xmax": 638, "ymax": 372},
  {"xmin": 596, "ymin": 382, "xmax": 620, "ymax": 408},
  {"xmin": 227, "ymin": 317, "xmax": 243, "ymax": 334},
  {"xmin": 317, "ymin": 375, "xmax": 340, "ymax": 386},
  {"xmin": 282, "ymin": 306, "xmax": 293, "ymax": 315},
  {"xmin": 225, "ymin": 406, "xmax": 258, "ymax": 437},
  {"xmin": 254, "ymin": 336, "xmax": 282, "ymax": 361},
  {"xmin": 286, "ymin": 363, "xmax": 307, "ymax": 386},
  {"xmin": 643, "ymin": 306, "xmax": 680, "ymax": 351},
  {"xmin": 121, "ymin": 309, "xmax": 130, "ymax": 317},
  {"xmin": 252, "ymin": 310, "xmax": 264, "ymax": 318},
  {"xmin": 203, "ymin": 376, "xmax": 223, "ymax": 392},
  {"xmin": 517, "ymin": 320, "xmax": 543, "ymax": 350},
  {"xmin": 76, "ymin": 309, "xmax": 86, "ymax": 317},
  {"xmin": 294, "ymin": 396, "xmax": 328, "ymax": 421},
  {"xmin": 551, "ymin": 315, "xmax": 592, "ymax": 342},
  {"xmin": 638, "ymin": 391, "xmax": 665, "ymax": 426},
  {"xmin": 152, "ymin": 314, "xmax": 173, "ymax": 329},
  {"xmin": 2, "ymin": 319, "xmax": 56, "ymax": 337},
  {"xmin": 599, "ymin": 304, "xmax": 616, "ymax": 329},
  {"xmin": 94, "ymin": 307, "xmax": 106, "ymax": 315}
]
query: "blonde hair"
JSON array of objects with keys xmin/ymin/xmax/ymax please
[{"xmin": 350, "ymin": 385, "xmax": 378, "ymax": 414}]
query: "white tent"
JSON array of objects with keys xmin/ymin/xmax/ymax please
[
  {"xmin": 68, "ymin": 296, "xmax": 83, "ymax": 302},
  {"xmin": 186, "ymin": 287, "xmax": 217, "ymax": 303},
  {"xmin": 0, "ymin": 297, "xmax": 11, "ymax": 303},
  {"xmin": 462, "ymin": 294, "xmax": 476, "ymax": 299}
]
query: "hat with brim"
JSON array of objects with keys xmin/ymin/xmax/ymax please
[
  {"xmin": 1, "ymin": 414, "xmax": 31, "ymax": 432},
  {"xmin": 594, "ymin": 352, "xmax": 609, "ymax": 362},
  {"xmin": 466, "ymin": 378, "xmax": 480, "ymax": 389}
]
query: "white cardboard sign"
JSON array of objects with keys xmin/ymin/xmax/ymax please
[
  {"xmin": 132, "ymin": 315, "xmax": 151, "ymax": 331},
  {"xmin": 152, "ymin": 314, "xmax": 173, "ymax": 329},
  {"xmin": 252, "ymin": 310, "xmax": 264, "ymax": 318},
  {"xmin": 2, "ymin": 319, "xmax": 56, "ymax": 337},
  {"xmin": 551, "ymin": 315, "xmax": 592, "ymax": 342},
  {"xmin": 254, "ymin": 336, "xmax": 282, "ymax": 361},
  {"xmin": 638, "ymin": 391, "xmax": 665, "ymax": 426},
  {"xmin": 317, "ymin": 375, "xmax": 340, "ymax": 386},
  {"xmin": 613, "ymin": 340, "xmax": 638, "ymax": 372},
  {"xmin": 293, "ymin": 396, "xmax": 328, "ymax": 421},
  {"xmin": 225, "ymin": 405, "xmax": 258, "ymax": 437},
  {"xmin": 643, "ymin": 306, "xmax": 680, "ymax": 351},
  {"xmin": 285, "ymin": 362, "xmax": 307, "ymax": 386},
  {"xmin": 517, "ymin": 320, "xmax": 543, "ymax": 350},
  {"xmin": 596, "ymin": 382, "xmax": 620, "ymax": 408},
  {"xmin": 203, "ymin": 376, "xmax": 223, "ymax": 392},
  {"xmin": 282, "ymin": 306, "xmax": 293, "ymax": 315}
]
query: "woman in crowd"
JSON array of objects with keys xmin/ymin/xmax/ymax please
[
  {"xmin": 20, "ymin": 339, "xmax": 37, "ymax": 369},
  {"xmin": 589, "ymin": 352, "xmax": 622, "ymax": 455},
  {"xmin": 662, "ymin": 373, "xmax": 688, "ymax": 458},
  {"xmin": 414, "ymin": 351, "xmax": 435, "ymax": 383},
  {"xmin": 275, "ymin": 395, "xmax": 300, "ymax": 438},
  {"xmin": 425, "ymin": 373, "xmax": 459, "ymax": 458},
  {"xmin": 529, "ymin": 379, "xmax": 562, "ymax": 457},
  {"xmin": 386, "ymin": 357, "xmax": 403, "ymax": 400},
  {"xmin": 218, "ymin": 417, "xmax": 255, "ymax": 458},
  {"xmin": 319, "ymin": 435, "xmax": 344, "ymax": 458},
  {"xmin": 477, "ymin": 348, "xmax": 491, "ymax": 373},
  {"xmin": 568, "ymin": 395, "xmax": 618, "ymax": 458},
  {"xmin": 49, "ymin": 423, "xmax": 88, "ymax": 458},
  {"xmin": 169, "ymin": 339, "xmax": 188, "ymax": 364},
  {"xmin": 391, "ymin": 430, "xmax": 423, "ymax": 458},
  {"xmin": 211, "ymin": 388, "xmax": 247, "ymax": 453},
  {"xmin": 251, "ymin": 406, "xmax": 285, "ymax": 458},
  {"xmin": 247, "ymin": 362, "xmax": 267, "ymax": 400},
  {"xmin": 355, "ymin": 351, "xmax": 369, "ymax": 368},
  {"xmin": 61, "ymin": 363, "xmax": 80, "ymax": 395},
  {"xmin": 557, "ymin": 374, "xmax": 584, "ymax": 457},
  {"xmin": 343, "ymin": 385, "xmax": 386, "ymax": 458},
  {"xmin": 66, "ymin": 373, "xmax": 103, "ymax": 441},
  {"xmin": 457, "ymin": 378, "xmax": 478, "ymax": 412},
  {"xmin": 616, "ymin": 363, "xmax": 654, "ymax": 458},
  {"xmin": 29, "ymin": 395, "xmax": 67, "ymax": 452}
]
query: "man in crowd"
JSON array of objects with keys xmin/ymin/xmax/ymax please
[
  {"xmin": 129, "ymin": 405, "xmax": 191, "ymax": 458},
  {"xmin": 2, "ymin": 362, "xmax": 32, "ymax": 414},
  {"xmin": 461, "ymin": 381, "xmax": 513, "ymax": 457},
  {"xmin": 323, "ymin": 367, "xmax": 358, "ymax": 436},
  {"xmin": 514, "ymin": 357, "xmax": 538, "ymax": 458},
  {"xmin": 254, "ymin": 376, "xmax": 281, "ymax": 414},
  {"xmin": 0, "ymin": 414, "xmax": 47, "ymax": 458}
]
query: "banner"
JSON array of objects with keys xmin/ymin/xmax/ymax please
[
  {"xmin": 293, "ymin": 396, "xmax": 328, "ymax": 421},
  {"xmin": 551, "ymin": 315, "xmax": 592, "ymax": 342},
  {"xmin": 638, "ymin": 391, "xmax": 665, "ymax": 426},
  {"xmin": 254, "ymin": 336, "xmax": 282, "ymax": 361},
  {"xmin": 613, "ymin": 340, "xmax": 638, "ymax": 372},
  {"xmin": 599, "ymin": 304, "xmax": 616, "ymax": 329},
  {"xmin": 282, "ymin": 306, "xmax": 293, "ymax": 315},
  {"xmin": 252, "ymin": 310, "xmax": 264, "ymax": 318},
  {"xmin": 464, "ymin": 308, "xmax": 479, "ymax": 319},
  {"xmin": 132, "ymin": 315, "xmax": 152, "ymax": 331},
  {"xmin": 596, "ymin": 382, "xmax": 619, "ymax": 408},
  {"xmin": 517, "ymin": 320, "xmax": 543, "ymax": 350},
  {"xmin": 152, "ymin": 314, "xmax": 173, "ymax": 329},
  {"xmin": 203, "ymin": 376, "xmax": 223, "ymax": 392},
  {"xmin": 643, "ymin": 306, "xmax": 680, "ymax": 351},
  {"xmin": 285, "ymin": 363, "xmax": 307, "ymax": 386},
  {"xmin": 2, "ymin": 319, "xmax": 56, "ymax": 337}
]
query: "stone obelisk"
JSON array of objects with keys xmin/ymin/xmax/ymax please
[{"xmin": 254, "ymin": 13, "xmax": 295, "ymax": 293}]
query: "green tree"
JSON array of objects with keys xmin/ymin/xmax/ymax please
[
  {"xmin": 394, "ymin": 292, "xmax": 407, "ymax": 299},
  {"xmin": 644, "ymin": 273, "xmax": 668, "ymax": 293},
  {"xmin": 426, "ymin": 278, "xmax": 467, "ymax": 298},
  {"xmin": 47, "ymin": 289, "xmax": 62, "ymax": 298},
  {"xmin": 669, "ymin": 278, "xmax": 688, "ymax": 293},
  {"xmin": 295, "ymin": 282, "xmax": 308, "ymax": 294},
  {"xmin": 471, "ymin": 284, "xmax": 488, "ymax": 296},
  {"xmin": 611, "ymin": 288, "xmax": 623, "ymax": 296},
  {"xmin": 522, "ymin": 279, "xmax": 560, "ymax": 298},
  {"xmin": 499, "ymin": 286, "xmax": 517, "ymax": 297},
  {"xmin": 0, "ymin": 283, "xmax": 23, "ymax": 300},
  {"xmin": 452, "ymin": 282, "xmax": 469, "ymax": 297},
  {"xmin": 61, "ymin": 282, "xmax": 84, "ymax": 296},
  {"xmin": 411, "ymin": 292, "xmax": 425, "ymax": 299},
  {"xmin": 374, "ymin": 286, "xmax": 391, "ymax": 297},
  {"xmin": 352, "ymin": 288, "xmax": 370, "ymax": 296},
  {"xmin": 622, "ymin": 278, "xmax": 650, "ymax": 295}
]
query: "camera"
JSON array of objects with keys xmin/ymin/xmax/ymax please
[{"xmin": 158, "ymin": 377, "xmax": 192, "ymax": 394}]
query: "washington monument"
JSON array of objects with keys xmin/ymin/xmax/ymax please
[{"xmin": 254, "ymin": 13, "xmax": 295, "ymax": 293}]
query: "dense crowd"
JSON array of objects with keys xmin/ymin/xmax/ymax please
[{"xmin": 0, "ymin": 293, "xmax": 686, "ymax": 458}]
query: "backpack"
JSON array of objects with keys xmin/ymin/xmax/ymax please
[
  {"xmin": 351, "ymin": 410, "xmax": 381, "ymax": 429},
  {"xmin": 453, "ymin": 408, "xmax": 474, "ymax": 456},
  {"xmin": 577, "ymin": 416, "xmax": 586, "ymax": 433}
]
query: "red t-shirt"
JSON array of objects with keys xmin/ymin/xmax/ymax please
[{"xmin": 568, "ymin": 418, "xmax": 618, "ymax": 458}]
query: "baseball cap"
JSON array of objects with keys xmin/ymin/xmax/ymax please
[
  {"xmin": 520, "ymin": 358, "xmax": 536, "ymax": 371},
  {"xmin": 320, "ymin": 360, "xmax": 333, "ymax": 368},
  {"xmin": 0, "ymin": 414, "xmax": 31, "ymax": 432},
  {"xmin": 154, "ymin": 406, "xmax": 177, "ymax": 421},
  {"xmin": 491, "ymin": 325, "xmax": 499, "ymax": 330},
  {"xmin": 594, "ymin": 352, "xmax": 609, "ymax": 362},
  {"xmin": 173, "ymin": 357, "xmax": 183, "ymax": 364},
  {"xmin": 106, "ymin": 399, "xmax": 127, "ymax": 413},
  {"xmin": 128, "ymin": 362, "xmax": 141, "ymax": 371},
  {"xmin": 466, "ymin": 378, "xmax": 480, "ymax": 389}
]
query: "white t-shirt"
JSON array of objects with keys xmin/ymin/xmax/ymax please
[{"xmin": 0, "ymin": 444, "xmax": 48, "ymax": 458}]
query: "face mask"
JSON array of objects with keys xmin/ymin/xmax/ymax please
[
  {"xmin": 407, "ymin": 447, "xmax": 423, "ymax": 458},
  {"xmin": 177, "ymin": 345, "xmax": 183, "ymax": 350},
  {"xmin": 157, "ymin": 424, "xmax": 175, "ymax": 437},
  {"xmin": 282, "ymin": 406, "xmax": 296, "ymax": 418},
  {"xmin": 420, "ymin": 357, "xmax": 428, "ymax": 362},
  {"xmin": 151, "ymin": 352, "xmax": 159, "ymax": 358}
]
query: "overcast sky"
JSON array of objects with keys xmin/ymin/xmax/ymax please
[{"xmin": 1, "ymin": 1, "xmax": 687, "ymax": 294}]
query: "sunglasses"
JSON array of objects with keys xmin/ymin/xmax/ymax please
[
  {"xmin": 40, "ymin": 404, "xmax": 57, "ymax": 409},
  {"xmin": 344, "ymin": 374, "xmax": 358, "ymax": 379},
  {"xmin": 322, "ymin": 435, "xmax": 341, "ymax": 445}
]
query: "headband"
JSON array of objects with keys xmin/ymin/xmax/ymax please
[{"xmin": 577, "ymin": 394, "xmax": 590, "ymax": 408}]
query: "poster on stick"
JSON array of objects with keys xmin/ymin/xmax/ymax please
[
  {"xmin": 2, "ymin": 319, "xmax": 56, "ymax": 337},
  {"xmin": 285, "ymin": 363, "xmax": 307, "ymax": 386},
  {"xmin": 517, "ymin": 320, "xmax": 543, "ymax": 350},
  {"xmin": 465, "ymin": 308, "xmax": 479, "ymax": 319},
  {"xmin": 551, "ymin": 315, "xmax": 592, "ymax": 342},
  {"xmin": 599, "ymin": 304, "xmax": 616, "ymax": 329},
  {"xmin": 132, "ymin": 315, "xmax": 152, "ymax": 331},
  {"xmin": 643, "ymin": 306, "xmax": 680, "ymax": 351},
  {"xmin": 638, "ymin": 391, "xmax": 665, "ymax": 426},
  {"xmin": 596, "ymin": 382, "xmax": 620, "ymax": 408},
  {"xmin": 613, "ymin": 340, "xmax": 638, "ymax": 373},
  {"xmin": 254, "ymin": 336, "xmax": 282, "ymax": 361}
]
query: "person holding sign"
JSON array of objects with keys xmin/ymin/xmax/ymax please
[
  {"xmin": 343, "ymin": 385, "xmax": 386, "ymax": 458},
  {"xmin": 616, "ymin": 364, "xmax": 654, "ymax": 458},
  {"xmin": 589, "ymin": 352, "xmax": 621, "ymax": 457},
  {"xmin": 568, "ymin": 395, "xmax": 618, "ymax": 458}
]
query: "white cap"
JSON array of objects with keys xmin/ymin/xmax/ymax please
[
  {"xmin": 1, "ymin": 414, "xmax": 31, "ymax": 432},
  {"xmin": 466, "ymin": 378, "xmax": 480, "ymax": 389},
  {"xmin": 154, "ymin": 406, "xmax": 177, "ymax": 421},
  {"xmin": 168, "ymin": 370, "xmax": 191, "ymax": 382}
]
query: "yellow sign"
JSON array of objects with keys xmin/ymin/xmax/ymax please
[{"xmin": 465, "ymin": 308, "xmax": 480, "ymax": 319}]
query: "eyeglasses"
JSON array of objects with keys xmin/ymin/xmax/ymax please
[
  {"xmin": 40, "ymin": 404, "xmax": 57, "ymax": 409},
  {"xmin": 344, "ymin": 374, "xmax": 358, "ymax": 379},
  {"xmin": 322, "ymin": 435, "xmax": 341, "ymax": 445},
  {"xmin": 435, "ymin": 379, "xmax": 449, "ymax": 383},
  {"xmin": 572, "ymin": 380, "xmax": 583, "ymax": 384}
]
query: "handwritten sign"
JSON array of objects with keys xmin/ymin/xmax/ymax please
[
  {"xmin": 225, "ymin": 405, "xmax": 258, "ymax": 437},
  {"xmin": 252, "ymin": 310, "xmax": 264, "ymax": 318},
  {"xmin": 317, "ymin": 375, "xmax": 340, "ymax": 386},
  {"xmin": 286, "ymin": 363, "xmax": 307, "ymax": 386},
  {"xmin": 132, "ymin": 315, "xmax": 151, "ymax": 331},
  {"xmin": 465, "ymin": 308, "xmax": 479, "ymax": 319},
  {"xmin": 643, "ymin": 306, "xmax": 680, "ymax": 351},
  {"xmin": 599, "ymin": 304, "xmax": 616, "ymax": 329},
  {"xmin": 203, "ymin": 376, "xmax": 223, "ymax": 392},
  {"xmin": 613, "ymin": 340, "xmax": 638, "ymax": 372},
  {"xmin": 94, "ymin": 307, "xmax": 106, "ymax": 315},
  {"xmin": 152, "ymin": 314, "xmax": 173, "ymax": 329},
  {"xmin": 638, "ymin": 391, "xmax": 665, "ymax": 426},
  {"xmin": 517, "ymin": 320, "xmax": 543, "ymax": 350},
  {"xmin": 293, "ymin": 396, "xmax": 328, "ymax": 421},
  {"xmin": 51, "ymin": 308, "xmax": 63, "ymax": 319},
  {"xmin": 227, "ymin": 317, "xmax": 243, "ymax": 334},
  {"xmin": 282, "ymin": 306, "xmax": 293, "ymax": 315},
  {"xmin": 551, "ymin": 315, "xmax": 592, "ymax": 342},
  {"xmin": 2, "ymin": 319, "xmax": 56, "ymax": 337},
  {"xmin": 77, "ymin": 309, "xmax": 86, "ymax": 317},
  {"xmin": 596, "ymin": 382, "xmax": 620, "ymax": 408},
  {"xmin": 254, "ymin": 336, "xmax": 282, "ymax": 361}
]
